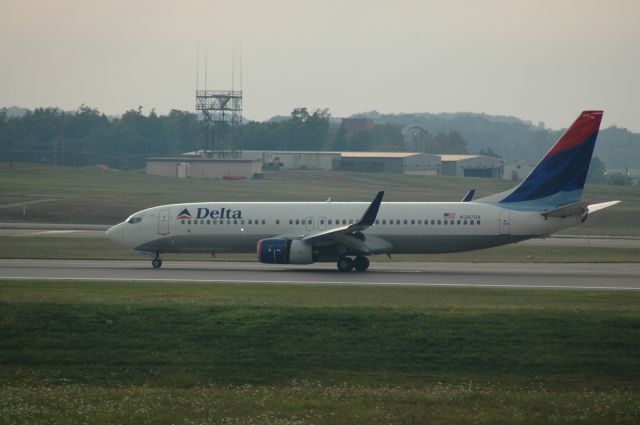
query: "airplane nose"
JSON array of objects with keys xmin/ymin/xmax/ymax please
[{"xmin": 105, "ymin": 223, "xmax": 122, "ymax": 242}]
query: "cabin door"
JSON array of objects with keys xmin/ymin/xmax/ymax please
[
  {"xmin": 499, "ymin": 209, "xmax": 510, "ymax": 235},
  {"xmin": 157, "ymin": 209, "xmax": 170, "ymax": 235}
]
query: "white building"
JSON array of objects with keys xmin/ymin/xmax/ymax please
[
  {"xmin": 439, "ymin": 155, "xmax": 503, "ymax": 178},
  {"xmin": 146, "ymin": 157, "xmax": 262, "ymax": 180},
  {"xmin": 503, "ymin": 160, "xmax": 535, "ymax": 181}
]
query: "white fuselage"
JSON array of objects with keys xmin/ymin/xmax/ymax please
[{"xmin": 106, "ymin": 201, "xmax": 579, "ymax": 259}]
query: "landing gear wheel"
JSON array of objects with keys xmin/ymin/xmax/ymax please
[
  {"xmin": 353, "ymin": 256, "xmax": 370, "ymax": 272},
  {"xmin": 152, "ymin": 254, "xmax": 162, "ymax": 269},
  {"xmin": 337, "ymin": 257, "xmax": 354, "ymax": 272}
]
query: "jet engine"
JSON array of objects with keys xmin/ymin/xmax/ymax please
[{"xmin": 257, "ymin": 239, "xmax": 316, "ymax": 264}]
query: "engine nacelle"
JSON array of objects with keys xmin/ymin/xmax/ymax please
[{"xmin": 257, "ymin": 238, "xmax": 315, "ymax": 264}]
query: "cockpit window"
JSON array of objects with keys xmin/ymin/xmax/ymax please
[{"xmin": 127, "ymin": 217, "xmax": 142, "ymax": 224}]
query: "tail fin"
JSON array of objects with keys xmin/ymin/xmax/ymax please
[{"xmin": 478, "ymin": 110, "xmax": 603, "ymax": 210}]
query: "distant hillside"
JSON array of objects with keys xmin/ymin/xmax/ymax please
[{"xmin": 353, "ymin": 111, "xmax": 640, "ymax": 169}]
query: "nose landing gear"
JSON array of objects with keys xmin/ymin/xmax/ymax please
[{"xmin": 152, "ymin": 253, "xmax": 163, "ymax": 269}]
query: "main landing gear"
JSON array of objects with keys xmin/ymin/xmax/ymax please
[
  {"xmin": 337, "ymin": 256, "xmax": 370, "ymax": 272},
  {"xmin": 152, "ymin": 253, "xmax": 163, "ymax": 269}
]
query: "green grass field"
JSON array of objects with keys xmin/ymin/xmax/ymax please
[
  {"xmin": 1, "ymin": 281, "xmax": 639, "ymax": 424},
  {"xmin": 1, "ymin": 165, "xmax": 638, "ymax": 235}
]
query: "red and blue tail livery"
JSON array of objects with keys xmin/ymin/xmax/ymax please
[{"xmin": 480, "ymin": 111, "xmax": 603, "ymax": 210}]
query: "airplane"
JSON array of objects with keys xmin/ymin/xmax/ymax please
[{"xmin": 106, "ymin": 110, "xmax": 619, "ymax": 272}]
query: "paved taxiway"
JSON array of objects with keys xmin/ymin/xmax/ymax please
[{"xmin": 1, "ymin": 259, "xmax": 639, "ymax": 290}]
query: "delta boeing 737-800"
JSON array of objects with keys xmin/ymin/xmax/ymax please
[{"xmin": 106, "ymin": 110, "xmax": 619, "ymax": 272}]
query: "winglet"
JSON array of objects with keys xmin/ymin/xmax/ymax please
[
  {"xmin": 359, "ymin": 191, "xmax": 384, "ymax": 226},
  {"xmin": 462, "ymin": 189, "xmax": 476, "ymax": 202}
]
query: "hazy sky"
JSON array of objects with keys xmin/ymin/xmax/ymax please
[{"xmin": 1, "ymin": 0, "xmax": 639, "ymax": 131}]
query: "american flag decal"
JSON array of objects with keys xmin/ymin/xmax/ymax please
[{"xmin": 444, "ymin": 212, "xmax": 456, "ymax": 219}]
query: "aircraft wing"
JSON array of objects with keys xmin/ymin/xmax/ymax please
[
  {"xmin": 302, "ymin": 191, "xmax": 384, "ymax": 242},
  {"xmin": 270, "ymin": 191, "xmax": 391, "ymax": 255}
]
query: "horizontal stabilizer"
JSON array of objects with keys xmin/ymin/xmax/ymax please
[
  {"xmin": 541, "ymin": 202, "xmax": 589, "ymax": 218},
  {"xmin": 541, "ymin": 200, "xmax": 621, "ymax": 219},
  {"xmin": 587, "ymin": 200, "xmax": 621, "ymax": 214}
]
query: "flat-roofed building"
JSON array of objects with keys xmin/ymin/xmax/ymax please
[
  {"xmin": 503, "ymin": 160, "xmax": 535, "ymax": 181},
  {"xmin": 255, "ymin": 150, "xmax": 341, "ymax": 170},
  {"xmin": 146, "ymin": 157, "xmax": 262, "ymax": 180},
  {"xmin": 439, "ymin": 154, "xmax": 503, "ymax": 178},
  {"xmin": 337, "ymin": 152, "xmax": 441, "ymax": 175}
]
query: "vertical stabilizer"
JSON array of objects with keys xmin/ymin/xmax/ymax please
[{"xmin": 478, "ymin": 110, "xmax": 603, "ymax": 210}]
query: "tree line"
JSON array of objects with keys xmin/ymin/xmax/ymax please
[{"xmin": 0, "ymin": 106, "xmax": 468, "ymax": 168}]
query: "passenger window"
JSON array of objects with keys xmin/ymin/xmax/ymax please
[
  {"xmin": 309, "ymin": 219, "xmax": 313, "ymax": 225},
  {"xmin": 276, "ymin": 219, "xmax": 280, "ymax": 225},
  {"xmin": 301, "ymin": 219, "xmax": 306, "ymax": 225},
  {"xmin": 288, "ymin": 219, "xmax": 292, "ymax": 225},
  {"xmin": 382, "ymin": 219, "xmax": 386, "ymax": 225},
  {"xmin": 404, "ymin": 220, "xmax": 408, "ymax": 225},
  {"xmin": 477, "ymin": 220, "xmax": 481, "ymax": 225},
  {"xmin": 470, "ymin": 220, "xmax": 474, "ymax": 225},
  {"xmin": 320, "ymin": 219, "xmax": 324, "ymax": 225},
  {"xmin": 444, "ymin": 220, "xmax": 448, "ymax": 225},
  {"xmin": 416, "ymin": 220, "xmax": 420, "ymax": 225},
  {"xmin": 396, "ymin": 220, "xmax": 400, "ymax": 225},
  {"xmin": 464, "ymin": 220, "xmax": 468, "ymax": 225},
  {"xmin": 233, "ymin": 220, "xmax": 238, "ymax": 225},
  {"xmin": 212, "ymin": 220, "xmax": 217, "ymax": 225},
  {"xmin": 431, "ymin": 220, "xmax": 435, "ymax": 225},
  {"xmin": 342, "ymin": 219, "xmax": 347, "ymax": 225},
  {"xmin": 187, "ymin": 220, "xmax": 191, "ymax": 225},
  {"xmin": 375, "ymin": 220, "xmax": 379, "ymax": 225},
  {"xmin": 181, "ymin": 220, "xmax": 185, "ymax": 225},
  {"xmin": 262, "ymin": 219, "xmax": 266, "ymax": 225},
  {"xmin": 389, "ymin": 220, "xmax": 393, "ymax": 225},
  {"xmin": 328, "ymin": 219, "xmax": 332, "ymax": 225},
  {"xmin": 437, "ymin": 220, "xmax": 441, "ymax": 225},
  {"xmin": 457, "ymin": 220, "xmax": 461, "ymax": 225},
  {"xmin": 295, "ymin": 219, "xmax": 299, "ymax": 225},
  {"xmin": 241, "ymin": 220, "xmax": 245, "ymax": 225},
  {"xmin": 227, "ymin": 220, "xmax": 231, "ymax": 225}
]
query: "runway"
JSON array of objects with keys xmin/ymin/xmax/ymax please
[{"xmin": 1, "ymin": 259, "xmax": 639, "ymax": 290}]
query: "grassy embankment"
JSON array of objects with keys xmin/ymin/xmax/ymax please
[{"xmin": 1, "ymin": 280, "xmax": 639, "ymax": 424}]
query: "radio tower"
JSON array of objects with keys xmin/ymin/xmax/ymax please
[{"xmin": 195, "ymin": 45, "xmax": 243, "ymax": 157}]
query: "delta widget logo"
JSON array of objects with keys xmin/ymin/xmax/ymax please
[{"xmin": 177, "ymin": 208, "xmax": 192, "ymax": 220}]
